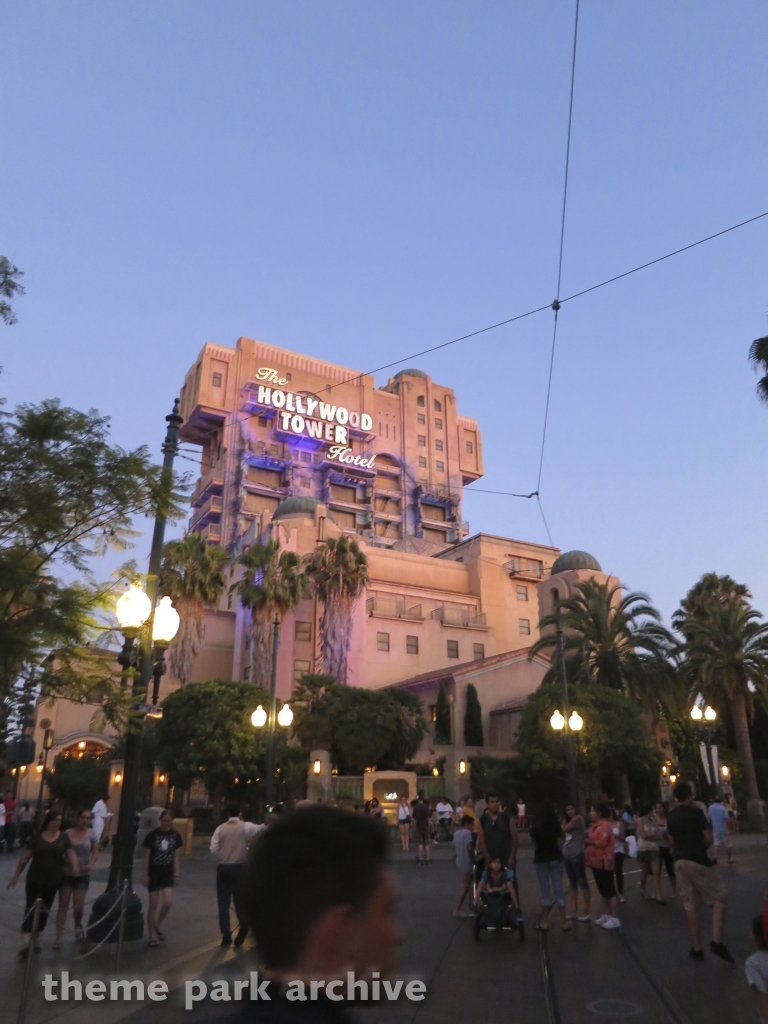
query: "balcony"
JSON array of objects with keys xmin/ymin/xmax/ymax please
[
  {"xmin": 190, "ymin": 493, "xmax": 223, "ymax": 530},
  {"xmin": 366, "ymin": 595, "xmax": 424, "ymax": 621},
  {"xmin": 430, "ymin": 606, "xmax": 488, "ymax": 629},
  {"xmin": 505, "ymin": 558, "xmax": 547, "ymax": 579},
  {"xmin": 199, "ymin": 521, "xmax": 222, "ymax": 545},
  {"xmin": 191, "ymin": 456, "xmax": 226, "ymax": 506}
]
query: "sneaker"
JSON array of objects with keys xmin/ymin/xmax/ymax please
[
  {"xmin": 233, "ymin": 926, "xmax": 248, "ymax": 947},
  {"xmin": 710, "ymin": 941, "xmax": 735, "ymax": 965},
  {"xmin": 601, "ymin": 917, "xmax": 621, "ymax": 929},
  {"xmin": 618, "ymin": 895, "xmax": 626, "ymax": 903},
  {"xmin": 221, "ymin": 934, "xmax": 232, "ymax": 947},
  {"xmin": 578, "ymin": 914, "xmax": 591, "ymax": 921},
  {"xmin": 593, "ymin": 915, "xmax": 608, "ymax": 926},
  {"xmin": 689, "ymin": 948, "xmax": 704, "ymax": 961},
  {"xmin": 565, "ymin": 913, "xmax": 577, "ymax": 920}
]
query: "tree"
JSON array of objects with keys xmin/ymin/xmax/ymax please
[
  {"xmin": 0, "ymin": 400, "xmax": 186, "ymax": 698},
  {"xmin": 233, "ymin": 540, "xmax": 307, "ymax": 687},
  {"xmin": 749, "ymin": 334, "xmax": 768, "ymax": 404},
  {"xmin": 529, "ymin": 579, "xmax": 677, "ymax": 711},
  {"xmin": 380, "ymin": 689, "xmax": 427, "ymax": 769},
  {"xmin": 464, "ymin": 683, "xmax": 484, "ymax": 746},
  {"xmin": 434, "ymin": 681, "xmax": 452, "ymax": 744},
  {"xmin": 675, "ymin": 581, "xmax": 768, "ymax": 821},
  {"xmin": 304, "ymin": 536, "xmax": 369, "ymax": 685},
  {"xmin": 0, "ymin": 257, "xmax": 24, "ymax": 325},
  {"xmin": 46, "ymin": 751, "xmax": 110, "ymax": 815},
  {"xmin": 291, "ymin": 673, "xmax": 336, "ymax": 751},
  {"xmin": 160, "ymin": 532, "xmax": 229, "ymax": 686}
]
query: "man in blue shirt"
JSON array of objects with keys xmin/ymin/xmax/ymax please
[{"xmin": 708, "ymin": 797, "xmax": 733, "ymax": 866}]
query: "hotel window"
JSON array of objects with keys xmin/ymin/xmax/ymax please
[
  {"xmin": 434, "ymin": 399, "xmax": 442, "ymax": 411},
  {"xmin": 301, "ymin": 451, "xmax": 311, "ymax": 463},
  {"xmin": 406, "ymin": 635, "xmax": 419, "ymax": 655},
  {"xmin": 212, "ymin": 372, "xmax": 222, "ymax": 387},
  {"xmin": 435, "ymin": 418, "xmax": 442, "ymax": 429},
  {"xmin": 517, "ymin": 585, "xmax": 528, "ymax": 601},
  {"xmin": 473, "ymin": 643, "xmax": 485, "ymax": 661},
  {"xmin": 259, "ymin": 416, "xmax": 269, "ymax": 427},
  {"xmin": 417, "ymin": 395, "xmax": 425, "ymax": 407},
  {"xmin": 436, "ymin": 461, "xmax": 444, "ymax": 472},
  {"xmin": 418, "ymin": 435, "xmax": 426, "ymax": 446},
  {"xmin": 466, "ymin": 441, "xmax": 473, "ymax": 454},
  {"xmin": 243, "ymin": 666, "xmax": 250, "ymax": 681},
  {"xmin": 428, "ymin": 704, "xmax": 437, "ymax": 723},
  {"xmin": 294, "ymin": 659, "xmax": 310, "ymax": 682},
  {"xmin": 417, "ymin": 413, "xmax": 425, "ymax": 424},
  {"xmin": 285, "ymin": 372, "xmax": 292, "ymax": 381},
  {"xmin": 295, "ymin": 621, "xmax": 312, "ymax": 642},
  {"xmin": 418, "ymin": 456, "xmax": 427, "ymax": 468},
  {"xmin": 300, "ymin": 476, "xmax": 311, "ymax": 488},
  {"xmin": 519, "ymin": 618, "xmax": 531, "ymax": 636},
  {"xmin": 377, "ymin": 632, "xmax": 390, "ymax": 652},
  {"xmin": 435, "ymin": 440, "xmax": 443, "ymax": 451},
  {"xmin": 447, "ymin": 640, "xmax": 459, "ymax": 659}
]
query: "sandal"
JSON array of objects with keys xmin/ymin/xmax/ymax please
[
  {"xmin": 148, "ymin": 939, "xmax": 160, "ymax": 948},
  {"xmin": 157, "ymin": 929, "xmax": 165, "ymax": 941},
  {"xmin": 75, "ymin": 928, "xmax": 84, "ymax": 941}
]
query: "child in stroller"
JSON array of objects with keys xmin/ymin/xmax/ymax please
[{"xmin": 474, "ymin": 856, "xmax": 524, "ymax": 942}]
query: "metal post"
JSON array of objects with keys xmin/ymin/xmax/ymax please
[
  {"xmin": 556, "ymin": 619, "xmax": 578, "ymax": 808},
  {"xmin": 18, "ymin": 899, "xmax": 42, "ymax": 1024},
  {"xmin": 265, "ymin": 615, "xmax": 281, "ymax": 807},
  {"xmin": 116, "ymin": 879, "xmax": 129, "ymax": 974},
  {"xmin": 108, "ymin": 400, "xmax": 182, "ymax": 892},
  {"xmin": 704, "ymin": 729, "xmax": 721, "ymax": 798},
  {"xmin": 34, "ymin": 748, "xmax": 49, "ymax": 825}
]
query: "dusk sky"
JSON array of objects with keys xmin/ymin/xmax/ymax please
[{"xmin": 3, "ymin": 2, "xmax": 768, "ymax": 624}]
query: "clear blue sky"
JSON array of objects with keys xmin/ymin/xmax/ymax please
[{"xmin": 3, "ymin": 2, "xmax": 768, "ymax": 624}]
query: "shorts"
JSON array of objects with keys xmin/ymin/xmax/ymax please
[
  {"xmin": 637, "ymin": 849, "xmax": 660, "ymax": 864},
  {"xmin": 415, "ymin": 825, "xmax": 430, "ymax": 846},
  {"xmin": 61, "ymin": 874, "xmax": 90, "ymax": 892},
  {"xmin": 675, "ymin": 860, "xmax": 725, "ymax": 912},
  {"xmin": 713, "ymin": 832, "xmax": 732, "ymax": 850},
  {"xmin": 592, "ymin": 867, "xmax": 617, "ymax": 900},
  {"xmin": 564, "ymin": 852, "xmax": 589, "ymax": 891},
  {"xmin": 147, "ymin": 867, "xmax": 175, "ymax": 892}
]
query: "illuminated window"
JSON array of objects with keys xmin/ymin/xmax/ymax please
[
  {"xmin": 377, "ymin": 632, "xmax": 390, "ymax": 652},
  {"xmin": 435, "ymin": 418, "xmax": 442, "ymax": 429},
  {"xmin": 436, "ymin": 461, "xmax": 444, "ymax": 472},
  {"xmin": 435, "ymin": 440, "xmax": 443, "ymax": 451},
  {"xmin": 212, "ymin": 372, "xmax": 222, "ymax": 387},
  {"xmin": 517, "ymin": 585, "xmax": 528, "ymax": 601},
  {"xmin": 519, "ymin": 618, "xmax": 531, "ymax": 635},
  {"xmin": 295, "ymin": 621, "xmax": 312, "ymax": 642},
  {"xmin": 418, "ymin": 456, "xmax": 427, "ymax": 468},
  {"xmin": 466, "ymin": 441, "xmax": 473, "ymax": 454},
  {"xmin": 447, "ymin": 640, "xmax": 459, "ymax": 659},
  {"xmin": 473, "ymin": 643, "xmax": 485, "ymax": 661},
  {"xmin": 294, "ymin": 659, "xmax": 310, "ymax": 682},
  {"xmin": 434, "ymin": 399, "xmax": 442, "ymax": 412},
  {"xmin": 418, "ymin": 435, "xmax": 426, "ymax": 446},
  {"xmin": 406, "ymin": 635, "xmax": 419, "ymax": 654},
  {"xmin": 417, "ymin": 413, "xmax": 425, "ymax": 424},
  {"xmin": 428, "ymin": 704, "xmax": 437, "ymax": 723},
  {"xmin": 417, "ymin": 396, "xmax": 425, "ymax": 407}
]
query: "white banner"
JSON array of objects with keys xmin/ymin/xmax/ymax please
[{"xmin": 699, "ymin": 742, "xmax": 718, "ymax": 784}]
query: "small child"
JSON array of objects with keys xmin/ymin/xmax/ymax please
[
  {"xmin": 746, "ymin": 915, "xmax": 768, "ymax": 1024},
  {"xmin": 452, "ymin": 815, "xmax": 475, "ymax": 917},
  {"xmin": 475, "ymin": 856, "xmax": 520, "ymax": 912}
]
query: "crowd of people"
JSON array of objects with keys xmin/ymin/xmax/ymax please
[{"xmin": 0, "ymin": 790, "xmax": 34, "ymax": 853}]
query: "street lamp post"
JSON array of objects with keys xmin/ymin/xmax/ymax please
[
  {"xmin": 35, "ymin": 728, "xmax": 54, "ymax": 824},
  {"xmin": 89, "ymin": 400, "xmax": 182, "ymax": 942},
  {"xmin": 690, "ymin": 704, "xmax": 721, "ymax": 798},
  {"xmin": 550, "ymin": 705, "xmax": 583, "ymax": 807},
  {"xmin": 251, "ymin": 615, "xmax": 293, "ymax": 808},
  {"xmin": 554, "ymin": 616, "xmax": 579, "ymax": 807}
]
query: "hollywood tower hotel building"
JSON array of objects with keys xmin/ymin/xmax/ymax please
[{"xmin": 177, "ymin": 337, "xmax": 600, "ymax": 748}]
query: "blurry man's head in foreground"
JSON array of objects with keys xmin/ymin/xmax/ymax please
[{"xmin": 245, "ymin": 805, "xmax": 401, "ymax": 977}]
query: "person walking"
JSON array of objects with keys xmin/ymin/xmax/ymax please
[
  {"xmin": 4, "ymin": 791, "xmax": 18, "ymax": 852},
  {"xmin": 530, "ymin": 802, "xmax": 568, "ymax": 932},
  {"xmin": 637, "ymin": 803, "xmax": 665, "ymax": 903},
  {"xmin": 477, "ymin": 793, "xmax": 518, "ymax": 887},
  {"xmin": 562, "ymin": 803, "xmax": 591, "ymax": 921},
  {"xmin": 210, "ymin": 802, "xmax": 263, "ymax": 945},
  {"xmin": 667, "ymin": 781, "xmax": 733, "ymax": 963},
  {"xmin": 436, "ymin": 797, "xmax": 454, "ymax": 841},
  {"xmin": 90, "ymin": 793, "xmax": 111, "ymax": 846},
  {"xmin": 142, "ymin": 808, "xmax": 183, "ymax": 947},
  {"xmin": 0, "ymin": 797, "xmax": 5, "ymax": 854},
  {"xmin": 54, "ymin": 808, "xmax": 98, "ymax": 947},
  {"xmin": 585, "ymin": 802, "xmax": 620, "ymax": 929},
  {"xmin": 611, "ymin": 811, "xmax": 628, "ymax": 904},
  {"xmin": 452, "ymin": 814, "xmax": 475, "ymax": 916},
  {"xmin": 655, "ymin": 800, "xmax": 677, "ymax": 898},
  {"xmin": 7, "ymin": 810, "xmax": 78, "ymax": 955},
  {"xmin": 17, "ymin": 802, "xmax": 33, "ymax": 848},
  {"xmin": 517, "ymin": 797, "xmax": 526, "ymax": 830},
  {"xmin": 397, "ymin": 795, "xmax": 411, "ymax": 852},
  {"xmin": 412, "ymin": 792, "xmax": 431, "ymax": 864},
  {"xmin": 708, "ymin": 795, "xmax": 734, "ymax": 866}
]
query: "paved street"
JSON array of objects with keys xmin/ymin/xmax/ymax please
[{"xmin": 1, "ymin": 832, "xmax": 766, "ymax": 1024}]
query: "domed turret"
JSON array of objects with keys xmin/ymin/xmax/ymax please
[
  {"xmin": 272, "ymin": 496, "xmax": 336, "ymax": 523},
  {"xmin": 550, "ymin": 550, "xmax": 602, "ymax": 576}
]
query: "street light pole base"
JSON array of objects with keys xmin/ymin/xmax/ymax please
[
  {"xmin": 88, "ymin": 888, "xmax": 144, "ymax": 943},
  {"xmin": 747, "ymin": 799, "xmax": 766, "ymax": 834}
]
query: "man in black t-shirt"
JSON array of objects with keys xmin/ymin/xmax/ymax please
[
  {"xmin": 667, "ymin": 782, "xmax": 733, "ymax": 964},
  {"xmin": 477, "ymin": 793, "xmax": 518, "ymax": 869}
]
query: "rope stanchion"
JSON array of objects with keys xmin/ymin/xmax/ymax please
[
  {"xmin": 73, "ymin": 894, "xmax": 129, "ymax": 960},
  {"xmin": 17, "ymin": 898, "xmax": 42, "ymax": 1024}
]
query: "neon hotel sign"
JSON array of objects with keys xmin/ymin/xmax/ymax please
[{"xmin": 253, "ymin": 368, "xmax": 376, "ymax": 468}]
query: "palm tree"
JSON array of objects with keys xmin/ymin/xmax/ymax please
[
  {"xmin": 233, "ymin": 539, "xmax": 307, "ymax": 687},
  {"xmin": 529, "ymin": 578, "xmax": 677, "ymax": 710},
  {"xmin": 160, "ymin": 532, "xmax": 229, "ymax": 686},
  {"xmin": 304, "ymin": 536, "xmax": 369, "ymax": 685},
  {"xmin": 675, "ymin": 574, "xmax": 768, "ymax": 821},
  {"xmin": 749, "ymin": 334, "xmax": 768, "ymax": 404}
]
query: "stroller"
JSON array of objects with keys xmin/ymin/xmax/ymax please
[{"xmin": 473, "ymin": 864, "xmax": 525, "ymax": 943}]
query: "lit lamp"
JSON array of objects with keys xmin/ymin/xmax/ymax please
[
  {"xmin": 277, "ymin": 703, "xmax": 293, "ymax": 727},
  {"xmin": 721, "ymin": 765, "xmax": 729, "ymax": 779},
  {"xmin": 148, "ymin": 596, "xmax": 180, "ymax": 710},
  {"xmin": 114, "ymin": 772, "xmax": 123, "ymax": 785},
  {"xmin": 432, "ymin": 766, "xmax": 439, "ymax": 777},
  {"xmin": 312, "ymin": 759, "xmax": 322, "ymax": 776},
  {"xmin": 669, "ymin": 774, "xmax": 677, "ymax": 785},
  {"xmin": 690, "ymin": 704, "xmax": 703, "ymax": 721},
  {"xmin": 550, "ymin": 709, "xmax": 565, "ymax": 731},
  {"xmin": 116, "ymin": 584, "xmax": 152, "ymax": 633},
  {"xmin": 459, "ymin": 760, "xmax": 467, "ymax": 775},
  {"xmin": 251, "ymin": 705, "xmax": 267, "ymax": 728},
  {"xmin": 704, "ymin": 706, "xmax": 717, "ymax": 722},
  {"xmin": 568, "ymin": 711, "xmax": 583, "ymax": 732},
  {"xmin": 78, "ymin": 741, "xmax": 86, "ymax": 750}
]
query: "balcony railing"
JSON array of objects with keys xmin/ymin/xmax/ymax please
[
  {"xmin": 429, "ymin": 607, "xmax": 487, "ymax": 628},
  {"xmin": 505, "ymin": 558, "xmax": 547, "ymax": 579},
  {"xmin": 366, "ymin": 595, "xmax": 424, "ymax": 621},
  {"xmin": 191, "ymin": 456, "xmax": 226, "ymax": 506},
  {"xmin": 189, "ymin": 493, "xmax": 223, "ymax": 529},
  {"xmin": 199, "ymin": 521, "xmax": 222, "ymax": 545}
]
